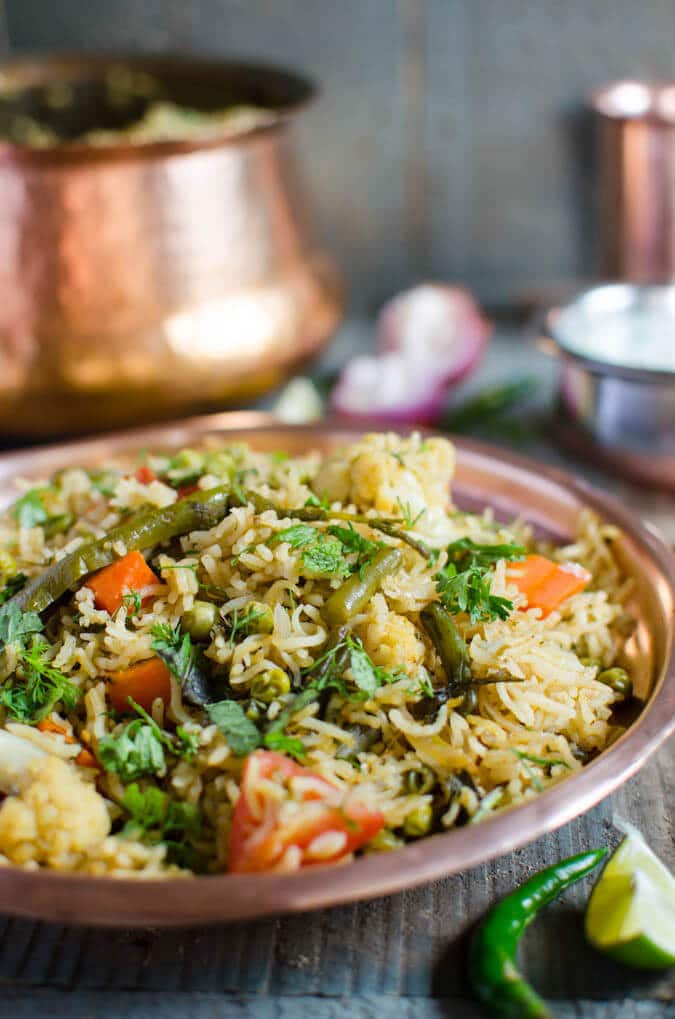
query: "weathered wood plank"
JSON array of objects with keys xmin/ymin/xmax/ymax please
[{"xmin": 0, "ymin": 989, "xmax": 673, "ymax": 1019}]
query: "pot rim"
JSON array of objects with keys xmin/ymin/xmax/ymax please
[
  {"xmin": 541, "ymin": 303, "xmax": 675, "ymax": 384},
  {"xmin": 589, "ymin": 78, "xmax": 675, "ymax": 125},
  {"xmin": 0, "ymin": 52, "xmax": 316, "ymax": 166}
]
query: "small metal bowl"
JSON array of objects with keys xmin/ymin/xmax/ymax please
[{"xmin": 540, "ymin": 284, "xmax": 675, "ymax": 489}]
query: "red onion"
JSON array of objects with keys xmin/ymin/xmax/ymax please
[{"xmin": 331, "ymin": 284, "xmax": 490, "ymax": 424}]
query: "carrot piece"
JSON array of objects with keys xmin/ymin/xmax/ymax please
[
  {"xmin": 107, "ymin": 658, "xmax": 172, "ymax": 713},
  {"xmin": 508, "ymin": 554, "xmax": 590, "ymax": 616},
  {"xmin": 74, "ymin": 748, "xmax": 99, "ymax": 769},
  {"xmin": 85, "ymin": 550, "xmax": 158, "ymax": 614},
  {"xmin": 135, "ymin": 465, "xmax": 157, "ymax": 485},
  {"xmin": 37, "ymin": 718, "xmax": 77, "ymax": 743},
  {"xmin": 507, "ymin": 554, "xmax": 558, "ymax": 597},
  {"xmin": 177, "ymin": 483, "xmax": 200, "ymax": 500},
  {"xmin": 524, "ymin": 563, "xmax": 591, "ymax": 616}
]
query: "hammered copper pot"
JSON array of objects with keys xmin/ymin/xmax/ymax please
[{"xmin": 0, "ymin": 55, "xmax": 342, "ymax": 437}]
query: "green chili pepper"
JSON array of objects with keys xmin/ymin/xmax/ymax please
[
  {"xmin": 10, "ymin": 484, "xmax": 234, "ymax": 614},
  {"xmin": 323, "ymin": 547, "xmax": 402, "ymax": 625},
  {"xmin": 468, "ymin": 848, "xmax": 607, "ymax": 1019},
  {"xmin": 420, "ymin": 603, "xmax": 472, "ymax": 686}
]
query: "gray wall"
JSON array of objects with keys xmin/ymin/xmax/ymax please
[{"xmin": 4, "ymin": 0, "xmax": 675, "ymax": 313}]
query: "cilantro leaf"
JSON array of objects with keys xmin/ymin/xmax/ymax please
[
  {"xmin": 435, "ymin": 538, "xmax": 526, "ymax": 623},
  {"xmin": 0, "ymin": 602, "xmax": 43, "ymax": 650},
  {"xmin": 126, "ymin": 697, "xmax": 198, "ymax": 760},
  {"xmin": 120, "ymin": 783, "xmax": 202, "ymax": 868},
  {"xmin": 327, "ymin": 523, "xmax": 383, "ymax": 574},
  {"xmin": 0, "ymin": 636, "xmax": 80, "ymax": 724},
  {"xmin": 11, "ymin": 488, "xmax": 49, "ymax": 529},
  {"xmin": 304, "ymin": 492, "xmax": 330, "ymax": 510},
  {"xmin": 263, "ymin": 729, "xmax": 306, "ymax": 761},
  {"xmin": 98, "ymin": 719, "xmax": 166, "ymax": 781},
  {"xmin": 151, "ymin": 623, "xmax": 211, "ymax": 706},
  {"xmin": 206, "ymin": 699, "xmax": 261, "ymax": 757},
  {"xmin": 271, "ymin": 525, "xmax": 349, "ymax": 578}
]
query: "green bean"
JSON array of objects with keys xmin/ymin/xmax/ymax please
[
  {"xmin": 403, "ymin": 803, "xmax": 433, "ymax": 838},
  {"xmin": 420, "ymin": 603, "xmax": 472, "ymax": 686},
  {"xmin": 182, "ymin": 600, "xmax": 218, "ymax": 641},
  {"xmin": 10, "ymin": 484, "xmax": 234, "ymax": 614},
  {"xmin": 597, "ymin": 666, "xmax": 633, "ymax": 700},
  {"xmin": 251, "ymin": 668, "xmax": 291, "ymax": 703},
  {"xmin": 323, "ymin": 547, "xmax": 402, "ymax": 625}
]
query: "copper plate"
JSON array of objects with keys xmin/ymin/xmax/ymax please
[{"xmin": 0, "ymin": 414, "xmax": 672, "ymax": 928}]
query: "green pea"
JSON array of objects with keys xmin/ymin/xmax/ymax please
[
  {"xmin": 597, "ymin": 667, "xmax": 633, "ymax": 700},
  {"xmin": 366, "ymin": 829, "xmax": 403, "ymax": 853},
  {"xmin": 183, "ymin": 600, "xmax": 218, "ymax": 640},
  {"xmin": 579, "ymin": 656, "xmax": 601, "ymax": 670},
  {"xmin": 241, "ymin": 601, "xmax": 274, "ymax": 635},
  {"xmin": 251, "ymin": 668, "xmax": 291, "ymax": 703},
  {"xmin": 403, "ymin": 765, "xmax": 436, "ymax": 795},
  {"xmin": 403, "ymin": 802, "xmax": 433, "ymax": 838}
]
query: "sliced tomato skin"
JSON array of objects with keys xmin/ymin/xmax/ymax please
[{"xmin": 228, "ymin": 750, "xmax": 384, "ymax": 874}]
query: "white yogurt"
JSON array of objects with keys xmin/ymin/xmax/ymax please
[{"xmin": 557, "ymin": 296, "xmax": 675, "ymax": 373}]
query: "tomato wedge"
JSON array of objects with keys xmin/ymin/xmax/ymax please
[{"xmin": 228, "ymin": 750, "xmax": 384, "ymax": 874}]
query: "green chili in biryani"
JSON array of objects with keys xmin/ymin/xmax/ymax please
[{"xmin": 0, "ymin": 432, "xmax": 633, "ymax": 877}]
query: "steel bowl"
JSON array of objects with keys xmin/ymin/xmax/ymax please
[
  {"xmin": 0, "ymin": 416, "xmax": 672, "ymax": 927},
  {"xmin": 0, "ymin": 55, "xmax": 342, "ymax": 438},
  {"xmin": 540, "ymin": 284, "xmax": 675, "ymax": 489}
]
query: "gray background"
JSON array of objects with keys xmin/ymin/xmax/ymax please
[{"xmin": 3, "ymin": 0, "xmax": 675, "ymax": 312}]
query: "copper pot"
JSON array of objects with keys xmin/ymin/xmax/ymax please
[
  {"xmin": 591, "ymin": 79, "xmax": 675, "ymax": 282},
  {"xmin": 0, "ymin": 55, "xmax": 342, "ymax": 437}
]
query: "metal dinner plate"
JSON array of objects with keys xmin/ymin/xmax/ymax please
[{"xmin": 0, "ymin": 413, "xmax": 672, "ymax": 927}]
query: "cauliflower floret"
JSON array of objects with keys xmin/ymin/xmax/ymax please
[
  {"xmin": 313, "ymin": 433, "xmax": 455, "ymax": 516},
  {"xmin": 0, "ymin": 756, "xmax": 110, "ymax": 868},
  {"xmin": 356, "ymin": 593, "xmax": 425, "ymax": 674}
]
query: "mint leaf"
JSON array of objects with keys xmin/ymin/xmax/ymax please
[
  {"xmin": 346, "ymin": 641, "xmax": 380, "ymax": 698},
  {"xmin": 0, "ymin": 602, "xmax": 43, "ymax": 649},
  {"xmin": 301, "ymin": 536, "xmax": 349, "ymax": 577},
  {"xmin": 435, "ymin": 538, "xmax": 526, "ymax": 623},
  {"xmin": 206, "ymin": 699, "xmax": 261, "ymax": 757},
  {"xmin": 270, "ymin": 524, "xmax": 318, "ymax": 549}
]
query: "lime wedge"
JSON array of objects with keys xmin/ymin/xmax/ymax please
[{"xmin": 585, "ymin": 826, "xmax": 675, "ymax": 969}]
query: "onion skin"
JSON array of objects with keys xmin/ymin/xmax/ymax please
[{"xmin": 331, "ymin": 284, "xmax": 491, "ymax": 426}]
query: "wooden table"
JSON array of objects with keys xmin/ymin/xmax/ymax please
[{"xmin": 1, "ymin": 326, "xmax": 673, "ymax": 1018}]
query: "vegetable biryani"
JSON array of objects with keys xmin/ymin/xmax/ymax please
[{"xmin": 0, "ymin": 433, "xmax": 633, "ymax": 877}]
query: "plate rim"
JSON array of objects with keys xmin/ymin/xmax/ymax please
[{"xmin": 0, "ymin": 412, "xmax": 672, "ymax": 927}]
